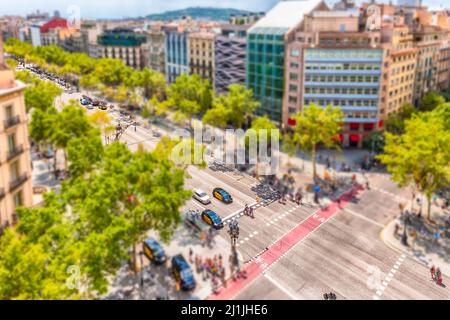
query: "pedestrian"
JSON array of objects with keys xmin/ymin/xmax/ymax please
[
  {"xmin": 189, "ymin": 248, "xmax": 193, "ymax": 264},
  {"xmin": 435, "ymin": 268, "xmax": 442, "ymax": 286},
  {"xmin": 430, "ymin": 265, "xmax": 436, "ymax": 280},
  {"xmin": 394, "ymin": 223, "xmax": 400, "ymax": 236}
]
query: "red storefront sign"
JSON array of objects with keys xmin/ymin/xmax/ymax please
[
  {"xmin": 378, "ymin": 119, "xmax": 384, "ymax": 128},
  {"xmin": 350, "ymin": 134, "xmax": 360, "ymax": 142},
  {"xmin": 288, "ymin": 118, "xmax": 296, "ymax": 126},
  {"xmin": 364, "ymin": 123, "xmax": 374, "ymax": 130}
]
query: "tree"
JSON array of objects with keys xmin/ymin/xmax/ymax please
[
  {"xmin": 24, "ymin": 80, "xmax": 62, "ymax": 112},
  {"xmin": 419, "ymin": 91, "xmax": 445, "ymax": 112},
  {"xmin": 88, "ymin": 110, "xmax": 114, "ymax": 143},
  {"xmin": 385, "ymin": 103, "xmax": 416, "ymax": 135},
  {"xmin": 202, "ymin": 104, "xmax": 230, "ymax": 129},
  {"xmin": 210, "ymin": 84, "xmax": 259, "ymax": 129},
  {"xmin": 378, "ymin": 109, "xmax": 450, "ymax": 220},
  {"xmin": 281, "ymin": 133, "xmax": 297, "ymax": 168},
  {"xmin": 165, "ymin": 74, "xmax": 213, "ymax": 127},
  {"xmin": 129, "ymin": 68, "xmax": 166, "ymax": 100},
  {"xmin": 291, "ymin": 104, "xmax": 344, "ymax": 178}
]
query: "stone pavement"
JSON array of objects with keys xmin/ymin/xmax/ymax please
[
  {"xmin": 381, "ymin": 199, "xmax": 450, "ymax": 277},
  {"xmin": 105, "ymin": 222, "xmax": 237, "ymax": 300}
]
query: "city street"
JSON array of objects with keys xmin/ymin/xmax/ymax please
[{"xmin": 25, "ymin": 71, "xmax": 446, "ymax": 300}]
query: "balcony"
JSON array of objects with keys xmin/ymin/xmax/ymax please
[
  {"xmin": 304, "ymin": 93, "xmax": 379, "ymax": 100},
  {"xmin": 7, "ymin": 145, "xmax": 24, "ymax": 161},
  {"xmin": 4, "ymin": 115, "xmax": 20, "ymax": 130},
  {"xmin": 304, "ymin": 81, "xmax": 380, "ymax": 88},
  {"xmin": 9, "ymin": 173, "xmax": 29, "ymax": 192}
]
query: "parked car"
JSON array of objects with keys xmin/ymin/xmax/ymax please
[
  {"xmin": 142, "ymin": 238, "xmax": 167, "ymax": 265},
  {"xmin": 171, "ymin": 254, "xmax": 196, "ymax": 291}
]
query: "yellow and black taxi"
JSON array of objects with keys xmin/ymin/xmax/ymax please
[
  {"xmin": 171, "ymin": 254, "xmax": 196, "ymax": 291},
  {"xmin": 142, "ymin": 237, "xmax": 167, "ymax": 265},
  {"xmin": 201, "ymin": 209, "xmax": 224, "ymax": 229},
  {"xmin": 212, "ymin": 187, "xmax": 233, "ymax": 204}
]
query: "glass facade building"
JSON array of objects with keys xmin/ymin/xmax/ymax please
[
  {"xmin": 164, "ymin": 30, "xmax": 189, "ymax": 83},
  {"xmin": 246, "ymin": 27, "xmax": 287, "ymax": 124}
]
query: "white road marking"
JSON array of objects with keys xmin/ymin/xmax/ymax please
[
  {"xmin": 373, "ymin": 295, "xmax": 380, "ymax": 300},
  {"xmin": 264, "ymin": 273, "xmax": 299, "ymax": 300},
  {"xmin": 240, "ymin": 240, "xmax": 244, "ymax": 244},
  {"xmin": 190, "ymin": 201, "xmax": 206, "ymax": 210},
  {"xmin": 245, "ymin": 237, "xmax": 249, "ymax": 241},
  {"xmin": 253, "ymin": 231, "xmax": 258, "ymax": 235},
  {"xmin": 376, "ymin": 290, "xmax": 382, "ymax": 296},
  {"xmin": 343, "ymin": 208, "xmax": 385, "ymax": 228}
]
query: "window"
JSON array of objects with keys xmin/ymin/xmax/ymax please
[
  {"xmin": 289, "ymin": 84, "xmax": 298, "ymax": 92},
  {"xmin": 289, "ymin": 73, "xmax": 299, "ymax": 81},
  {"xmin": 13, "ymin": 190, "xmax": 22, "ymax": 209},
  {"xmin": 10, "ymin": 160, "xmax": 20, "ymax": 182},
  {"xmin": 290, "ymin": 49, "xmax": 300, "ymax": 57},
  {"xmin": 289, "ymin": 96, "xmax": 298, "ymax": 103},
  {"xmin": 7, "ymin": 133, "xmax": 16, "ymax": 152},
  {"xmin": 5, "ymin": 105, "xmax": 14, "ymax": 120}
]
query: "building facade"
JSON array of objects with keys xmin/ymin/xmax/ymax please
[
  {"xmin": 0, "ymin": 36, "xmax": 33, "ymax": 231},
  {"xmin": 143, "ymin": 27, "xmax": 166, "ymax": 74},
  {"xmin": 188, "ymin": 32, "xmax": 215, "ymax": 85},
  {"xmin": 164, "ymin": 26, "xmax": 189, "ymax": 83},
  {"xmin": 246, "ymin": 0, "xmax": 327, "ymax": 125},
  {"xmin": 215, "ymin": 24, "xmax": 249, "ymax": 93},
  {"xmin": 380, "ymin": 25, "xmax": 417, "ymax": 116},
  {"xmin": 97, "ymin": 28, "xmax": 148, "ymax": 69}
]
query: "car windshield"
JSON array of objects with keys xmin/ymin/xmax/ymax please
[
  {"xmin": 197, "ymin": 191, "xmax": 207, "ymax": 197},
  {"xmin": 211, "ymin": 215, "xmax": 222, "ymax": 224}
]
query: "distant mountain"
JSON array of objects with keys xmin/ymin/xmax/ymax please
[{"xmin": 145, "ymin": 7, "xmax": 255, "ymax": 22}]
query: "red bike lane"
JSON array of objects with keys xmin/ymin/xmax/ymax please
[{"xmin": 208, "ymin": 185, "xmax": 364, "ymax": 300}]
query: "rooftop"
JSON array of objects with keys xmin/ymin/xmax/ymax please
[{"xmin": 249, "ymin": 0, "xmax": 324, "ymax": 31}]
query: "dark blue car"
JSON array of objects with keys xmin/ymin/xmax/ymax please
[
  {"xmin": 143, "ymin": 238, "xmax": 167, "ymax": 265},
  {"xmin": 213, "ymin": 187, "xmax": 233, "ymax": 204},
  {"xmin": 171, "ymin": 254, "xmax": 196, "ymax": 291},
  {"xmin": 201, "ymin": 209, "xmax": 224, "ymax": 229}
]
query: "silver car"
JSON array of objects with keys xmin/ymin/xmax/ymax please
[{"xmin": 192, "ymin": 189, "xmax": 211, "ymax": 205}]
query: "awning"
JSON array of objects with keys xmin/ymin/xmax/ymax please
[
  {"xmin": 349, "ymin": 123, "xmax": 360, "ymax": 130},
  {"xmin": 339, "ymin": 134, "xmax": 344, "ymax": 142},
  {"xmin": 364, "ymin": 123, "xmax": 374, "ymax": 130},
  {"xmin": 288, "ymin": 118, "xmax": 296, "ymax": 126},
  {"xmin": 350, "ymin": 134, "xmax": 360, "ymax": 142}
]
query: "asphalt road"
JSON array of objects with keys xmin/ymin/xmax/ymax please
[{"xmin": 57, "ymin": 90, "xmax": 450, "ymax": 300}]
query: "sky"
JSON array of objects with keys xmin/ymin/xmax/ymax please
[{"xmin": 0, "ymin": 0, "xmax": 448, "ymax": 19}]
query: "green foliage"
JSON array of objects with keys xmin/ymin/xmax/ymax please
[
  {"xmin": 24, "ymin": 80, "xmax": 62, "ymax": 112},
  {"xmin": 204, "ymin": 84, "xmax": 259, "ymax": 129},
  {"xmin": 164, "ymin": 74, "xmax": 213, "ymax": 125},
  {"xmin": 291, "ymin": 103, "xmax": 344, "ymax": 178},
  {"xmin": 419, "ymin": 91, "xmax": 445, "ymax": 112},
  {"xmin": 378, "ymin": 108, "xmax": 450, "ymax": 219},
  {"xmin": 385, "ymin": 103, "xmax": 416, "ymax": 135}
]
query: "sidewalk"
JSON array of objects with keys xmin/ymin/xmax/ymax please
[{"xmin": 381, "ymin": 203, "xmax": 450, "ymax": 277}]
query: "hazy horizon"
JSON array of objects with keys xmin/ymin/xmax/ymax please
[{"xmin": 0, "ymin": 0, "xmax": 448, "ymax": 19}]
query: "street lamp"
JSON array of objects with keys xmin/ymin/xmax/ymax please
[{"xmin": 139, "ymin": 251, "xmax": 144, "ymax": 287}]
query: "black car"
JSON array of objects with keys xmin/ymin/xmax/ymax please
[
  {"xmin": 171, "ymin": 254, "xmax": 196, "ymax": 291},
  {"xmin": 142, "ymin": 238, "xmax": 167, "ymax": 265}
]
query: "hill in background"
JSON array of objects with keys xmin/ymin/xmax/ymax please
[{"xmin": 146, "ymin": 7, "xmax": 257, "ymax": 21}]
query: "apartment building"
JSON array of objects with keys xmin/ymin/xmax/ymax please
[
  {"xmin": 97, "ymin": 28, "xmax": 147, "ymax": 69},
  {"xmin": 215, "ymin": 24, "xmax": 250, "ymax": 93},
  {"xmin": 0, "ymin": 35, "xmax": 33, "ymax": 231},
  {"xmin": 188, "ymin": 32, "xmax": 215, "ymax": 85},
  {"xmin": 380, "ymin": 24, "xmax": 417, "ymax": 116},
  {"xmin": 246, "ymin": 0, "xmax": 328, "ymax": 125},
  {"xmin": 412, "ymin": 25, "xmax": 445, "ymax": 105}
]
